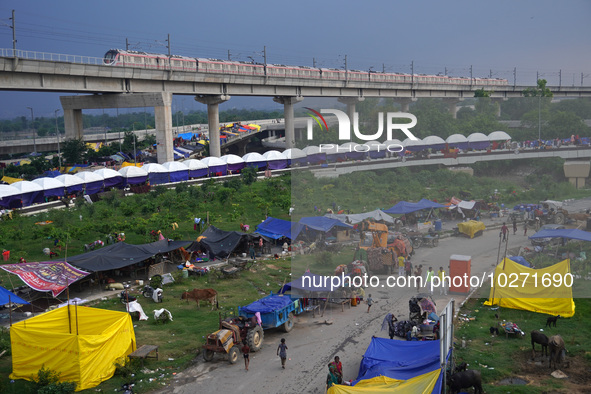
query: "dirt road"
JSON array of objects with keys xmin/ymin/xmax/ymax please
[{"xmin": 155, "ymin": 221, "xmax": 528, "ymax": 394}]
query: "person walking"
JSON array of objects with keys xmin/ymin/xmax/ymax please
[
  {"xmin": 425, "ymin": 267, "xmax": 434, "ymax": 295},
  {"xmin": 398, "ymin": 254, "xmax": 405, "ymax": 277},
  {"xmin": 437, "ymin": 266, "xmax": 447, "ymax": 296},
  {"xmin": 366, "ymin": 294, "xmax": 374, "ymax": 313},
  {"xmin": 414, "ymin": 265, "xmax": 423, "ymax": 293},
  {"xmin": 405, "ymin": 257, "xmax": 412, "ymax": 278},
  {"xmin": 387, "ymin": 314, "xmax": 398, "ymax": 340},
  {"xmin": 524, "ymin": 222, "xmax": 528, "ymax": 236},
  {"xmin": 241, "ymin": 341, "xmax": 250, "ymax": 371},
  {"xmin": 277, "ymin": 338, "xmax": 288, "ymax": 369},
  {"xmin": 512, "ymin": 218, "xmax": 517, "ymax": 235},
  {"xmin": 501, "ymin": 222, "xmax": 508, "ymax": 242}
]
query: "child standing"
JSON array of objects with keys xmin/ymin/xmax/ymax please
[{"xmin": 367, "ymin": 294, "xmax": 374, "ymax": 313}]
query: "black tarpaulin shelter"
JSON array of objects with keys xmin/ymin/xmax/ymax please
[
  {"xmin": 186, "ymin": 225, "xmax": 250, "ymax": 259},
  {"xmin": 63, "ymin": 240, "xmax": 191, "ymax": 272}
]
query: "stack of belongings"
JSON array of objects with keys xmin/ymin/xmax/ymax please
[
  {"xmin": 394, "ymin": 320, "xmax": 416, "ymax": 338},
  {"xmin": 367, "ymin": 247, "xmax": 392, "ymax": 272},
  {"xmin": 500, "ymin": 321, "xmax": 525, "ymax": 336},
  {"xmin": 409, "ymin": 298, "xmax": 422, "ymax": 323}
]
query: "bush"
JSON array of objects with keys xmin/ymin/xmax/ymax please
[
  {"xmin": 35, "ymin": 366, "xmax": 76, "ymax": 394},
  {"xmin": 319, "ymin": 251, "xmax": 333, "ymax": 266}
]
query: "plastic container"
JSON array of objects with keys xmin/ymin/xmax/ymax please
[
  {"xmin": 182, "ymin": 269, "xmax": 189, "ymax": 279},
  {"xmin": 2, "ymin": 250, "xmax": 10, "ymax": 261},
  {"xmin": 434, "ymin": 220, "xmax": 442, "ymax": 231}
]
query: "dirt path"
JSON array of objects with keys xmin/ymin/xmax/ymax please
[{"xmin": 154, "ymin": 227, "xmax": 524, "ymax": 394}]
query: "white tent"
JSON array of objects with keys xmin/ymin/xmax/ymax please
[
  {"xmin": 401, "ymin": 137, "xmax": 424, "ymax": 151},
  {"xmin": 55, "ymin": 174, "xmax": 85, "ymax": 189},
  {"xmin": 421, "ymin": 135, "xmax": 447, "ymax": 150},
  {"xmin": 11, "ymin": 180, "xmax": 44, "ymax": 193},
  {"xmin": 141, "ymin": 163, "xmax": 168, "ymax": 173},
  {"xmin": 94, "ymin": 168, "xmax": 124, "ymax": 180},
  {"xmin": 446, "ymin": 134, "xmax": 469, "ymax": 149},
  {"xmin": 282, "ymin": 148, "xmax": 307, "ymax": 159},
  {"xmin": 488, "ymin": 131, "xmax": 512, "ymax": 141},
  {"xmin": 200, "ymin": 157, "xmax": 226, "ymax": 167},
  {"xmin": 302, "ymin": 146, "xmax": 321, "ymax": 155},
  {"xmin": 263, "ymin": 150, "xmax": 288, "ymax": 169},
  {"xmin": 32, "ymin": 177, "xmax": 65, "ymax": 190},
  {"xmin": 118, "ymin": 166, "xmax": 148, "ymax": 178},
  {"xmin": 74, "ymin": 171, "xmax": 104, "ymax": 183},
  {"xmin": 0, "ymin": 184, "xmax": 21, "ymax": 198},
  {"xmin": 220, "ymin": 154, "xmax": 245, "ymax": 165},
  {"xmin": 183, "ymin": 159, "xmax": 208, "ymax": 171}
]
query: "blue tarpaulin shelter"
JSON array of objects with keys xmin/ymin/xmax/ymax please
[
  {"xmin": 0, "ymin": 285, "xmax": 29, "ymax": 305},
  {"xmin": 293, "ymin": 216, "xmax": 352, "ymax": 239},
  {"xmin": 509, "ymin": 256, "xmax": 531, "ymax": 268},
  {"xmin": 529, "ymin": 229, "xmax": 591, "ymax": 242},
  {"xmin": 353, "ymin": 337, "xmax": 442, "ymax": 392},
  {"xmin": 278, "ymin": 273, "xmax": 335, "ymax": 293},
  {"xmin": 383, "ymin": 199, "xmax": 445, "ymax": 214},
  {"xmin": 256, "ymin": 217, "xmax": 298, "ymax": 240}
]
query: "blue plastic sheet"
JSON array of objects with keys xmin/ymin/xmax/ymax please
[{"xmin": 241, "ymin": 294, "xmax": 293, "ymax": 314}]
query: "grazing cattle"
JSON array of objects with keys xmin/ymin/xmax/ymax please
[
  {"xmin": 447, "ymin": 370, "xmax": 482, "ymax": 394},
  {"xmin": 545, "ymin": 315, "xmax": 561, "ymax": 327},
  {"xmin": 548, "ymin": 335, "xmax": 565, "ymax": 370},
  {"xmin": 181, "ymin": 288, "xmax": 218, "ymax": 310},
  {"xmin": 531, "ymin": 330, "xmax": 549, "ymax": 359},
  {"xmin": 454, "ymin": 362, "xmax": 468, "ymax": 373}
]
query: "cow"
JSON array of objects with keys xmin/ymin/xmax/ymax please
[
  {"xmin": 447, "ymin": 370, "xmax": 482, "ymax": 394},
  {"xmin": 548, "ymin": 335, "xmax": 565, "ymax": 370},
  {"xmin": 181, "ymin": 288, "xmax": 218, "ymax": 310},
  {"xmin": 531, "ymin": 330, "xmax": 549, "ymax": 359}
]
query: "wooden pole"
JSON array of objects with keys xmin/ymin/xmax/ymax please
[
  {"xmin": 75, "ymin": 300, "xmax": 79, "ymax": 335},
  {"xmin": 8, "ymin": 295, "xmax": 12, "ymax": 327},
  {"xmin": 66, "ymin": 277, "xmax": 71, "ymax": 334}
]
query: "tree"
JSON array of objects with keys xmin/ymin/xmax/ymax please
[
  {"xmin": 474, "ymin": 88, "xmax": 491, "ymax": 97},
  {"xmin": 523, "ymin": 79, "xmax": 553, "ymax": 98},
  {"xmin": 61, "ymin": 139, "xmax": 88, "ymax": 165}
]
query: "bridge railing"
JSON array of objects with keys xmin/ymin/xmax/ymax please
[{"xmin": 0, "ymin": 48, "xmax": 105, "ymax": 66}]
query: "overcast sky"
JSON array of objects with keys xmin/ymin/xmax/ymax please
[{"xmin": 0, "ymin": 0, "xmax": 590, "ymax": 119}]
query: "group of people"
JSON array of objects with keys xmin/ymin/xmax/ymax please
[{"xmin": 240, "ymin": 337, "xmax": 289, "ymax": 372}]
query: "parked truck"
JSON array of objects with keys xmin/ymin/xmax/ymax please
[{"xmin": 239, "ymin": 292, "xmax": 303, "ymax": 333}]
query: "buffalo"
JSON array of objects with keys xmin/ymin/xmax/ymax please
[
  {"xmin": 548, "ymin": 335, "xmax": 565, "ymax": 370},
  {"xmin": 531, "ymin": 330, "xmax": 549, "ymax": 359},
  {"xmin": 447, "ymin": 370, "xmax": 482, "ymax": 394}
]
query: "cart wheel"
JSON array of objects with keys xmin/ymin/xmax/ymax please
[
  {"xmin": 228, "ymin": 346, "xmax": 240, "ymax": 364},
  {"xmin": 282, "ymin": 313, "xmax": 294, "ymax": 333},
  {"xmin": 433, "ymin": 238, "xmax": 439, "ymax": 247},
  {"xmin": 413, "ymin": 238, "xmax": 422, "ymax": 248},
  {"xmin": 247, "ymin": 325, "xmax": 264, "ymax": 352},
  {"xmin": 203, "ymin": 349, "xmax": 214, "ymax": 362}
]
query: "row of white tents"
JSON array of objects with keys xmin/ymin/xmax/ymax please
[{"xmin": 0, "ymin": 131, "xmax": 511, "ymax": 208}]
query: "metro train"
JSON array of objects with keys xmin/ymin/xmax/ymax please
[{"xmin": 103, "ymin": 49, "xmax": 508, "ymax": 87}]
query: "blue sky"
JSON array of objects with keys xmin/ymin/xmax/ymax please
[{"xmin": 0, "ymin": 0, "xmax": 589, "ymax": 118}]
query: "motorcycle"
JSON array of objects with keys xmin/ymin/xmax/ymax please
[
  {"xmin": 142, "ymin": 285, "xmax": 163, "ymax": 303},
  {"xmin": 119, "ymin": 290, "xmax": 137, "ymax": 304}
]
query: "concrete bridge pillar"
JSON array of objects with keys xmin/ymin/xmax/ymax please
[
  {"xmin": 393, "ymin": 98, "xmax": 416, "ymax": 112},
  {"xmin": 194, "ymin": 95, "xmax": 230, "ymax": 157},
  {"xmin": 63, "ymin": 109, "xmax": 84, "ymax": 140},
  {"xmin": 443, "ymin": 98, "xmax": 464, "ymax": 119},
  {"xmin": 338, "ymin": 97, "xmax": 365, "ymax": 123},
  {"xmin": 273, "ymin": 96, "xmax": 303, "ymax": 149},
  {"xmin": 564, "ymin": 161, "xmax": 590, "ymax": 189},
  {"xmin": 490, "ymin": 98, "xmax": 507, "ymax": 117},
  {"xmin": 60, "ymin": 92, "xmax": 175, "ymax": 163}
]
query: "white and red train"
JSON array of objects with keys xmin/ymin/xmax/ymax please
[{"xmin": 103, "ymin": 49, "xmax": 508, "ymax": 87}]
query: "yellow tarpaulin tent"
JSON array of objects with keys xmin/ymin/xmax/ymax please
[
  {"xmin": 121, "ymin": 161, "xmax": 143, "ymax": 167},
  {"xmin": 457, "ymin": 220, "xmax": 486, "ymax": 238},
  {"xmin": 1, "ymin": 176, "xmax": 24, "ymax": 184},
  {"xmin": 484, "ymin": 258, "xmax": 575, "ymax": 317},
  {"xmin": 327, "ymin": 369, "xmax": 440, "ymax": 394},
  {"xmin": 10, "ymin": 306, "xmax": 136, "ymax": 391}
]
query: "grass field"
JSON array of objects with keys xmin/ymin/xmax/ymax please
[
  {"xmin": 0, "ymin": 257, "xmax": 294, "ymax": 393},
  {"xmin": 453, "ymin": 297, "xmax": 591, "ymax": 393}
]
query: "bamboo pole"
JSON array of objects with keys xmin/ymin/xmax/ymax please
[{"xmin": 75, "ymin": 301, "xmax": 79, "ymax": 335}]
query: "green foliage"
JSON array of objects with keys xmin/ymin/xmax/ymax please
[
  {"xmin": 0, "ymin": 327, "xmax": 11, "ymax": 356},
  {"xmin": 523, "ymin": 78, "xmax": 553, "ymax": 97},
  {"xmin": 318, "ymin": 251, "xmax": 333, "ymax": 266},
  {"xmin": 474, "ymin": 88, "xmax": 491, "ymax": 97},
  {"xmin": 113, "ymin": 357, "xmax": 140, "ymax": 380},
  {"xmin": 35, "ymin": 366, "xmax": 76, "ymax": 394},
  {"xmin": 240, "ymin": 167, "xmax": 257, "ymax": 186},
  {"xmin": 61, "ymin": 139, "xmax": 88, "ymax": 165}
]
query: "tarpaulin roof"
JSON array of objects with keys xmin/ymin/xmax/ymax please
[
  {"xmin": 256, "ymin": 217, "xmax": 297, "ymax": 239},
  {"xmin": 0, "ymin": 285, "xmax": 29, "ymax": 305},
  {"xmin": 529, "ymin": 228, "xmax": 591, "ymax": 242},
  {"xmin": 325, "ymin": 209, "xmax": 395, "ymax": 224},
  {"xmin": 279, "ymin": 272, "xmax": 336, "ymax": 293},
  {"xmin": 240, "ymin": 294, "xmax": 293, "ymax": 314},
  {"xmin": 352, "ymin": 337, "xmax": 442, "ymax": 392},
  {"xmin": 293, "ymin": 216, "xmax": 353, "ymax": 239},
  {"xmin": 383, "ymin": 199, "xmax": 445, "ymax": 214},
  {"xmin": 509, "ymin": 256, "xmax": 531, "ymax": 268},
  {"xmin": 484, "ymin": 258, "xmax": 575, "ymax": 317},
  {"xmin": 63, "ymin": 240, "xmax": 190, "ymax": 272},
  {"xmin": 186, "ymin": 225, "xmax": 247, "ymax": 259},
  {"xmin": 328, "ymin": 369, "xmax": 441, "ymax": 394},
  {"xmin": 457, "ymin": 220, "xmax": 486, "ymax": 238},
  {"xmin": 0, "ymin": 262, "xmax": 89, "ymax": 297}
]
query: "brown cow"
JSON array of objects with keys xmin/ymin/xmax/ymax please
[{"xmin": 181, "ymin": 288, "xmax": 218, "ymax": 310}]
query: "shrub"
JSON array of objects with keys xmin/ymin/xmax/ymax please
[{"xmin": 35, "ymin": 366, "xmax": 76, "ymax": 394}]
